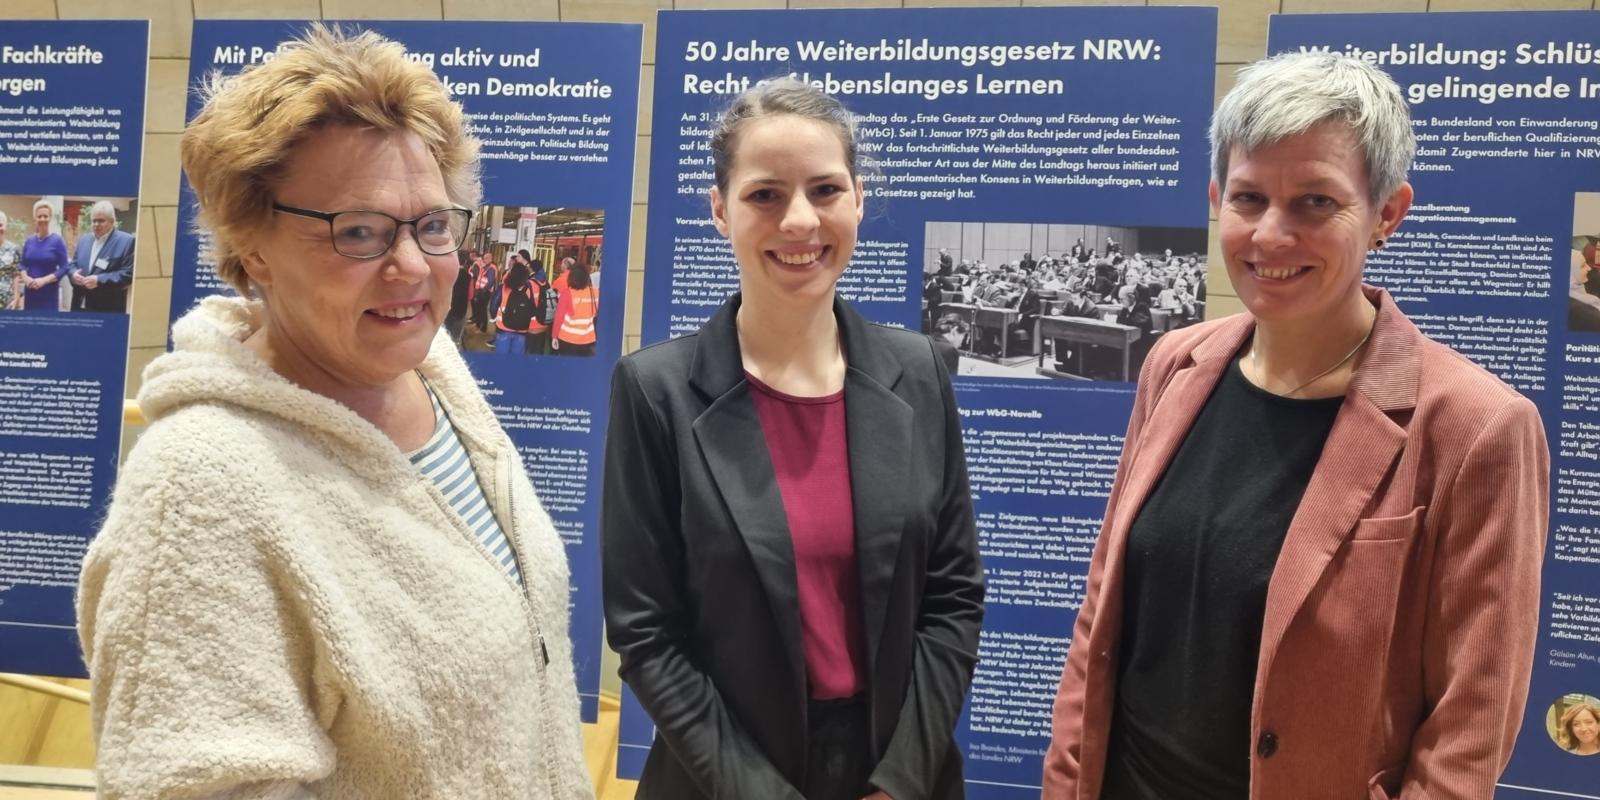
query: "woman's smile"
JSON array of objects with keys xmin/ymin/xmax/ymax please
[
  {"xmin": 1247, "ymin": 263, "xmax": 1309, "ymax": 281},
  {"xmin": 770, "ymin": 244, "xmax": 830, "ymax": 269}
]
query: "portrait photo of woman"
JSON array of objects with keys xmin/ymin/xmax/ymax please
[{"xmin": 1555, "ymin": 698, "xmax": 1600, "ymax": 757}]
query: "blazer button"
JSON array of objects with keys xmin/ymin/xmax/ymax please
[{"xmin": 1256, "ymin": 731, "xmax": 1279, "ymax": 759}]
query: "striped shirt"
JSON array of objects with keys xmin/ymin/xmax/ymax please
[{"xmin": 407, "ymin": 385, "xmax": 522, "ymax": 587}]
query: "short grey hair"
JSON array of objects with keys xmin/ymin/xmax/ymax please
[
  {"xmin": 90, "ymin": 200, "xmax": 117, "ymax": 221},
  {"xmin": 1211, "ymin": 51, "xmax": 1415, "ymax": 203}
]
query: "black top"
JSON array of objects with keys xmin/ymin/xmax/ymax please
[{"xmin": 1101, "ymin": 358, "xmax": 1342, "ymax": 800}]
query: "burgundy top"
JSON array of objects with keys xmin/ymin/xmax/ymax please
[{"xmin": 746, "ymin": 372, "xmax": 867, "ymax": 700}]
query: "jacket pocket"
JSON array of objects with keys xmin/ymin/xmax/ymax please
[
  {"xmin": 1351, "ymin": 506, "xmax": 1424, "ymax": 542},
  {"xmin": 1367, "ymin": 763, "xmax": 1404, "ymax": 800}
]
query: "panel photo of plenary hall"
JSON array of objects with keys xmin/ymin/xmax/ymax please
[
  {"xmin": 450, "ymin": 205, "xmax": 604, "ymax": 358},
  {"xmin": 0, "ymin": 194, "xmax": 139, "ymax": 315},
  {"xmin": 921, "ymin": 220, "xmax": 1207, "ymax": 383}
]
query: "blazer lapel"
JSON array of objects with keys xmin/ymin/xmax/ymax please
[
  {"xmin": 1096, "ymin": 318, "xmax": 1251, "ymax": 593},
  {"xmin": 837, "ymin": 304, "xmax": 912, "ymax": 675},
  {"xmin": 1258, "ymin": 286, "xmax": 1418, "ymax": 674},
  {"xmin": 688, "ymin": 296, "xmax": 808, "ymax": 701},
  {"xmin": 693, "ymin": 388, "xmax": 808, "ymax": 692}
]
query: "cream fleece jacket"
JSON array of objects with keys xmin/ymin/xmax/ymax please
[{"xmin": 77, "ymin": 296, "xmax": 593, "ymax": 799}]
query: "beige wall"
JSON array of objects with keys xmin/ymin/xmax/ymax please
[{"xmin": 4, "ymin": 0, "xmax": 1598, "ymax": 779}]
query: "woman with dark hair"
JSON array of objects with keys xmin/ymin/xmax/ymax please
[
  {"xmin": 602, "ymin": 77, "xmax": 983, "ymax": 799},
  {"xmin": 524, "ymin": 255, "xmax": 553, "ymax": 355},
  {"xmin": 551, "ymin": 260, "xmax": 597, "ymax": 356}
]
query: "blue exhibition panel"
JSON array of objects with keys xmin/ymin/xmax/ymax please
[
  {"xmin": 0, "ymin": 20, "xmax": 148, "ymax": 677},
  {"xmin": 625, "ymin": 8, "xmax": 1217, "ymax": 796}
]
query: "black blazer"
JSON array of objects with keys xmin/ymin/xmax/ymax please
[{"xmin": 602, "ymin": 294, "xmax": 985, "ymax": 800}]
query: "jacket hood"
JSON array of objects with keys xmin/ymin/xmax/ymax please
[{"xmin": 138, "ymin": 296, "xmax": 507, "ymax": 477}]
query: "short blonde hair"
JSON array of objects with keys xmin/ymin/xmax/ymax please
[
  {"xmin": 180, "ymin": 24, "xmax": 482, "ymax": 296},
  {"xmin": 32, "ymin": 198, "xmax": 52, "ymax": 215}
]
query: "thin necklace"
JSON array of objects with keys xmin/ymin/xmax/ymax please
[{"xmin": 1251, "ymin": 325, "xmax": 1373, "ymax": 398}]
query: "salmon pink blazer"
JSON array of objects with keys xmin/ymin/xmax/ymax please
[{"xmin": 1044, "ymin": 286, "xmax": 1549, "ymax": 800}]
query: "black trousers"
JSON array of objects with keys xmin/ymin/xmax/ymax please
[
  {"xmin": 556, "ymin": 340, "xmax": 595, "ymax": 357},
  {"xmin": 804, "ymin": 694, "xmax": 873, "ymax": 800},
  {"xmin": 522, "ymin": 329, "xmax": 549, "ymax": 355},
  {"xmin": 71, "ymin": 283, "xmax": 128, "ymax": 313}
]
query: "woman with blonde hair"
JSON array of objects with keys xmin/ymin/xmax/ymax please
[
  {"xmin": 603, "ymin": 77, "xmax": 983, "ymax": 800},
  {"xmin": 19, "ymin": 198, "xmax": 66, "ymax": 310},
  {"xmin": 77, "ymin": 25, "xmax": 590, "ymax": 798}
]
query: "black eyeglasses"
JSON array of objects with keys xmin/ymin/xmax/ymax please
[{"xmin": 271, "ymin": 203, "xmax": 473, "ymax": 259}]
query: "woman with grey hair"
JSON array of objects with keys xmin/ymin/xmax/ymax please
[{"xmin": 1044, "ymin": 51, "xmax": 1547, "ymax": 799}]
